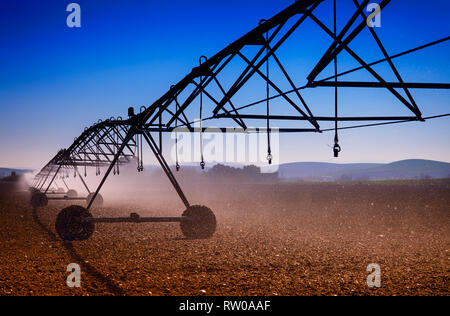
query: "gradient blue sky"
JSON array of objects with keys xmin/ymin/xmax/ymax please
[{"xmin": 0, "ymin": 0, "xmax": 449, "ymax": 168}]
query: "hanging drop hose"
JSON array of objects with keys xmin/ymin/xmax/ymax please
[
  {"xmin": 98, "ymin": 128, "xmax": 101, "ymax": 175},
  {"xmin": 139, "ymin": 106, "xmax": 146, "ymax": 172},
  {"xmin": 95, "ymin": 121, "xmax": 100, "ymax": 176},
  {"xmin": 110, "ymin": 117, "xmax": 117, "ymax": 175},
  {"xmin": 97, "ymin": 135, "xmax": 101, "ymax": 176},
  {"xmin": 266, "ymin": 31, "xmax": 272, "ymax": 165},
  {"xmin": 199, "ymin": 56, "xmax": 207, "ymax": 170},
  {"xmin": 172, "ymin": 86, "xmax": 181, "ymax": 172},
  {"xmin": 333, "ymin": 0, "xmax": 341, "ymax": 158},
  {"xmin": 96, "ymin": 138, "xmax": 99, "ymax": 176},
  {"xmin": 140, "ymin": 132, "xmax": 144, "ymax": 172},
  {"xmin": 135, "ymin": 112, "xmax": 140, "ymax": 172},
  {"xmin": 261, "ymin": 20, "xmax": 272, "ymax": 165},
  {"xmin": 84, "ymin": 153, "xmax": 87, "ymax": 177},
  {"xmin": 116, "ymin": 127, "xmax": 120, "ymax": 175},
  {"xmin": 136, "ymin": 133, "xmax": 140, "ymax": 172}
]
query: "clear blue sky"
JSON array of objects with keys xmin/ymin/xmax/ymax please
[{"xmin": 0, "ymin": 0, "xmax": 449, "ymax": 168}]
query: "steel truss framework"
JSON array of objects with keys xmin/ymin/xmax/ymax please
[{"xmin": 30, "ymin": 0, "xmax": 449, "ymax": 240}]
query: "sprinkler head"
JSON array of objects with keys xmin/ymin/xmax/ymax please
[
  {"xmin": 128, "ymin": 107, "xmax": 135, "ymax": 117},
  {"xmin": 333, "ymin": 144, "xmax": 342, "ymax": 158}
]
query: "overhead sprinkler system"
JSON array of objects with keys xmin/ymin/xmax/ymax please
[{"xmin": 30, "ymin": 0, "xmax": 449, "ymax": 241}]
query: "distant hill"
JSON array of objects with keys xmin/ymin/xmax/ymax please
[
  {"xmin": 4, "ymin": 159, "xmax": 446, "ymax": 183},
  {"xmin": 278, "ymin": 162, "xmax": 382, "ymax": 180},
  {"xmin": 0, "ymin": 168, "xmax": 32, "ymax": 179},
  {"xmin": 349, "ymin": 160, "xmax": 450, "ymax": 181},
  {"xmin": 278, "ymin": 160, "xmax": 450, "ymax": 181},
  {"xmin": 143, "ymin": 159, "xmax": 450, "ymax": 181}
]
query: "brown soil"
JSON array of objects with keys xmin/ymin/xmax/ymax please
[{"xmin": 0, "ymin": 180, "xmax": 449, "ymax": 296}]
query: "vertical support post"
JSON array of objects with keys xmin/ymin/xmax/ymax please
[
  {"xmin": 34, "ymin": 176, "xmax": 44, "ymax": 190},
  {"xmin": 44, "ymin": 164, "xmax": 63, "ymax": 194},
  {"xmin": 142, "ymin": 131, "xmax": 190, "ymax": 209},
  {"xmin": 32, "ymin": 177, "xmax": 41, "ymax": 189},
  {"xmin": 76, "ymin": 167, "xmax": 91, "ymax": 194},
  {"xmin": 86, "ymin": 131, "xmax": 135, "ymax": 210},
  {"xmin": 62, "ymin": 178, "xmax": 70, "ymax": 191},
  {"xmin": 38, "ymin": 166, "xmax": 55, "ymax": 191}
]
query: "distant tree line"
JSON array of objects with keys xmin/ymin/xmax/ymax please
[{"xmin": 208, "ymin": 164, "xmax": 278, "ymax": 182}]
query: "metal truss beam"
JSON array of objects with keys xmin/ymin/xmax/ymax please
[
  {"xmin": 311, "ymin": 82, "xmax": 450, "ymax": 89},
  {"xmin": 31, "ymin": 0, "xmax": 449, "ymax": 212}
]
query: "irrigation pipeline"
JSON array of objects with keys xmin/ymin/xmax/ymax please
[
  {"xmin": 222, "ymin": 36, "xmax": 450, "ymax": 115},
  {"xmin": 321, "ymin": 113, "xmax": 450, "ymax": 132},
  {"xmin": 187, "ymin": 113, "xmax": 450, "ymax": 134}
]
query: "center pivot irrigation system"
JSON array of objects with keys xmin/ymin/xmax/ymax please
[{"xmin": 30, "ymin": 0, "xmax": 449, "ymax": 241}]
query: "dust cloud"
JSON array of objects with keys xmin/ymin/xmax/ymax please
[{"xmin": 2, "ymin": 164, "xmax": 449, "ymax": 295}]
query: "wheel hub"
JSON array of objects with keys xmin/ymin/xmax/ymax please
[
  {"xmin": 180, "ymin": 205, "xmax": 216, "ymax": 239},
  {"xmin": 55, "ymin": 205, "xmax": 95, "ymax": 241}
]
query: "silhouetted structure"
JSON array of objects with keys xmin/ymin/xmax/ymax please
[{"xmin": 30, "ymin": 1, "xmax": 450, "ymax": 241}]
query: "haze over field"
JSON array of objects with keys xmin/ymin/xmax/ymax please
[
  {"xmin": 1, "ymin": 177, "xmax": 449, "ymax": 296},
  {"xmin": 276, "ymin": 159, "xmax": 450, "ymax": 181},
  {"xmin": 2, "ymin": 159, "xmax": 450, "ymax": 185},
  {"xmin": 0, "ymin": 168, "xmax": 32, "ymax": 178}
]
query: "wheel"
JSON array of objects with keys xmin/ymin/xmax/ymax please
[
  {"xmin": 180, "ymin": 205, "xmax": 216, "ymax": 239},
  {"xmin": 55, "ymin": 206, "xmax": 95, "ymax": 241},
  {"xmin": 67, "ymin": 190, "xmax": 78, "ymax": 198},
  {"xmin": 86, "ymin": 193, "xmax": 103, "ymax": 207},
  {"xmin": 29, "ymin": 187, "xmax": 39, "ymax": 194},
  {"xmin": 30, "ymin": 192, "xmax": 48, "ymax": 208}
]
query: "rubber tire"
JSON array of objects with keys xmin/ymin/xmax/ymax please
[
  {"xmin": 86, "ymin": 193, "xmax": 103, "ymax": 208},
  {"xmin": 29, "ymin": 187, "xmax": 39, "ymax": 194},
  {"xmin": 180, "ymin": 205, "xmax": 216, "ymax": 239},
  {"xmin": 67, "ymin": 190, "xmax": 78, "ymax": 198},
  {"xmin": 30, "ymin": 192, "xmax": 48, "ymax": 208},
  {"xmin": 55, "ymin": 205, "xmax": 95, "ymax": 241}
]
